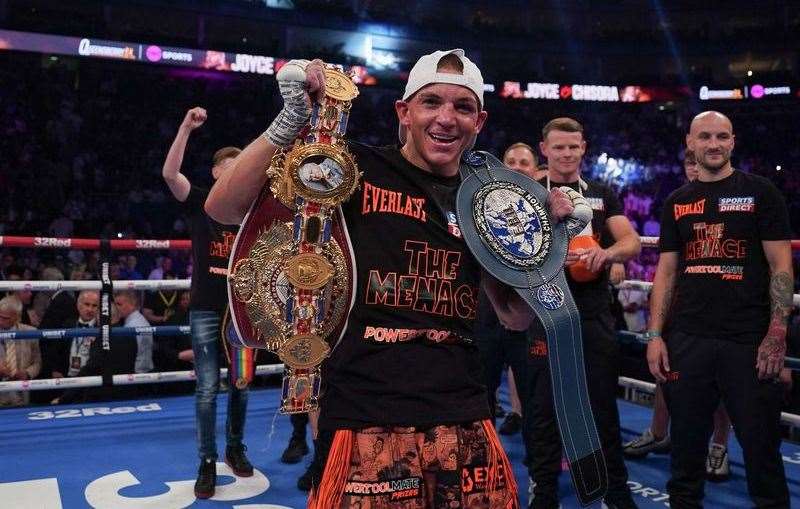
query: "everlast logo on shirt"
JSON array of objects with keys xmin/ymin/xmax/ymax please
[
  {"xmin": 361, "ymin": 181, "xmax": 427, "ymax": 222},
  {"xmin": 209, "ymin": 231, "xmax": 236, "ymax": 258},
  {"xmin": 673, "ymin": 199, "xmax": 706, "ymax": 220}
]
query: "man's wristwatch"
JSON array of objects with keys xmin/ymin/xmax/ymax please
[{"xmin": 641, "ymin": 330, "xmax": 662, "ymax": 341}]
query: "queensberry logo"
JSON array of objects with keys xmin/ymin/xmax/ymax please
[{"xmin": 719, "ymin": 196, "xmax": 754, "ymax": 212}]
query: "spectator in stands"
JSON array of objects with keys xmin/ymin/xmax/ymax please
[
  {"xmin": 66, "ymin": 290, "xmax": 99, "ymax": 378},
  {"xmin": 148, "ymin": 256, "xmax": 173, "ymax": 280},
  {"xmin": 0, "ymin": 254, "xmax": 17, "ymax": 280},
  {"xmin": 114, "ymin": 290, "xmax": 153, "ymax": 374},
  {"xmin": 48, "ymin": 209, "xmax": 74, "ymax": 238},
  {"xmin": 55, "ymin": 301, "xmax": 138, "ymax": 404},
  {"xmin": 142, "ymin": 271, "xmax": 178, "ymax": 325},
  {"xmin": 0, "ymin": 295, "xmax": 41, "ymax": 406},
  {"xmin": 35, "ymin": 267, "xmax": 78, "ymax": 403},
  {"xmin": 5, "ymin": 272, "xmax": 38, "ymax": 326},
  {"xmin": 153, "ymin": 290, "xmax": 194, "ymax": 395},
  {"xmin": 47, "ymin": 290, "xmax": 99, "ymax": 403},
  {"xmin": 119, "ymin": 255, "xmax": 143, "ymax": 280},
  {"xmin": 154, "ymin": 289, "xmax": 193, "ymax": 369}
]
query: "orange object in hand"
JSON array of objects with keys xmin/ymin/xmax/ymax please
[{"xmin": 568, "ymin": 235, "xmax": 601, "ymax": 282}]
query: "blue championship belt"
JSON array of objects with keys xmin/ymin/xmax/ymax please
[{"xmin": 457, "ymin": 151, "xmax": 607, "ymax": 506}]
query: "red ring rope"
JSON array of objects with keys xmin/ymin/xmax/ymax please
[{"xmin": 0, "ymin": 236, "xmax": 191, "ymax": 250}]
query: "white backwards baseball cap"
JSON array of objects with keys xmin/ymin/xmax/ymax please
[
  {"xmin": 403, "ymin": 49, "xmax": 484, "ymax": 107},
  {"xmin": 399, "ymin": 48, "xmax": 484, "ymax": 144}
]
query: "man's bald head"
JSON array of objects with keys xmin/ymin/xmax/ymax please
[
  {"xmin": 686, "ymin": 110, "xmax": 735, "ymax": 177},
  {"xmin": 689, "ymin": 111, "xmax": 733, "ymax": 135}
]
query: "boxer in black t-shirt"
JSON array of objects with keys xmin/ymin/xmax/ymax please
[
  {"xmin": 647, "ymin": 111, "xmax": 793, "ymax": 508},
  {"xmin": 206, "ymin": 50, "xmax": 583, "ymax": 508}
]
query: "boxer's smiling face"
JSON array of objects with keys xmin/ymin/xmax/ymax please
[{"xmin": 396, "ymin": 83, "xmax": 487, "ymax": 177}]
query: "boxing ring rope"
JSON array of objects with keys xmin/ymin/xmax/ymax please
[
  {"xmin": 1, "ymin": 279, "xmax": 191, "ymax": 292},
  {"xmin": 0, "ymin": 325, "xmax": 191, "ymax": 340},
  {"xmin": 617, "ymin": 280, "xmax": 800, "ymax": 308},
  {"xmin": 0, "ymin": 235, "xmax": 191, "ymax": 250},
  {"xmin": 0, "ymin": 364, "xmax": 285, "ymax": 393},
  {"xmin": 618, "ymin": 377, "xmax": 800, "ymax": 429}
]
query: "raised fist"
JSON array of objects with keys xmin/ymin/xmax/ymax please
[{"xmin": 182, "ymin": 107, "xmax": 207, "ymax": 131}]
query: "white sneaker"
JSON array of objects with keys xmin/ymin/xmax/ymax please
[
  {"xmin": 706, "ymin": 443, "xmax": 730, "ymax": 482},
  {"xmin": 622, "ymin": 428, "xmax": 671, "ymax": 458}
]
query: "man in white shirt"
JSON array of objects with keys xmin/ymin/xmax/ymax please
[{"xmin": 114, "ymin": 290, "xmax": 153, "ymax": 373}]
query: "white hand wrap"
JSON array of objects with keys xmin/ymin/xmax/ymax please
[
  {"xmin": 263, "ymin": 59, "xmax": 312, "ymax": 147},
  {"xmin": 559, "ymin": 186, "xmax": 593, "ymax": 239}
]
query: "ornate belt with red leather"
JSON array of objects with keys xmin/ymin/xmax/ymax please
[{"xmin": 227, "ymin": 67, "xmax": 360, "ymax": 413}]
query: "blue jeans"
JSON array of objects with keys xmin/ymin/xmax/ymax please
[{"xmin": 191, "ymin": 310, "xmax": 249, "ymax": 460}]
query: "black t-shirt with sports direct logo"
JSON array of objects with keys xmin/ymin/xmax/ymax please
[
  {"xmin": 538, "ymin": 177, "xmax": 625, "ymax": 318},
  {"xmin": 319, "ymin": 142, "xmax": 489, "ymax": 430},
  {"xmin": 659, "ymin": 170, "xmax": 791, "ymax": 343},
  {"xmin": 184, "ymin": 186, "xmax": 239, "ymax": 314}
]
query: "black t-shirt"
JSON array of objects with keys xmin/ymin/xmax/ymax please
[
  {"xmin": 540, "ymin": 177, "xmax": 625, "ymax": 318},
  {"xmin": 320, "ymin": 143, "xmax": 489, "ymax": 430},
  {"xmin": 184, "ymin": 186, "xmax": 239, "ymax": 313},
  {"xmin": 143, "ymin": 290, "xmax": 178, "ymax": 320},
  {"xmin": 659, "ymin": 170, "xmax": 791, "ymax": 342}
]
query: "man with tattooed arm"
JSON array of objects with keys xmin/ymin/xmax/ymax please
[{"xmin": 646, "ymin": 110, "xmax": 793, "ymax": 508}]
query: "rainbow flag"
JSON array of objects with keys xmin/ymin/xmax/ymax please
[{"xmin": 222, "ymin": 308, "xmax": 256, "ymax": 389}]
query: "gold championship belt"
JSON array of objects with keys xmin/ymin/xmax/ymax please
[{"xmin": 227, "ymin": 67, "xmax": 360, "ymax": 413}]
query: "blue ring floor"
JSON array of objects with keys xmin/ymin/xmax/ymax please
[{"xmin": 2, "ymin": 384, "xmax": 799, "ymax": 508}]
